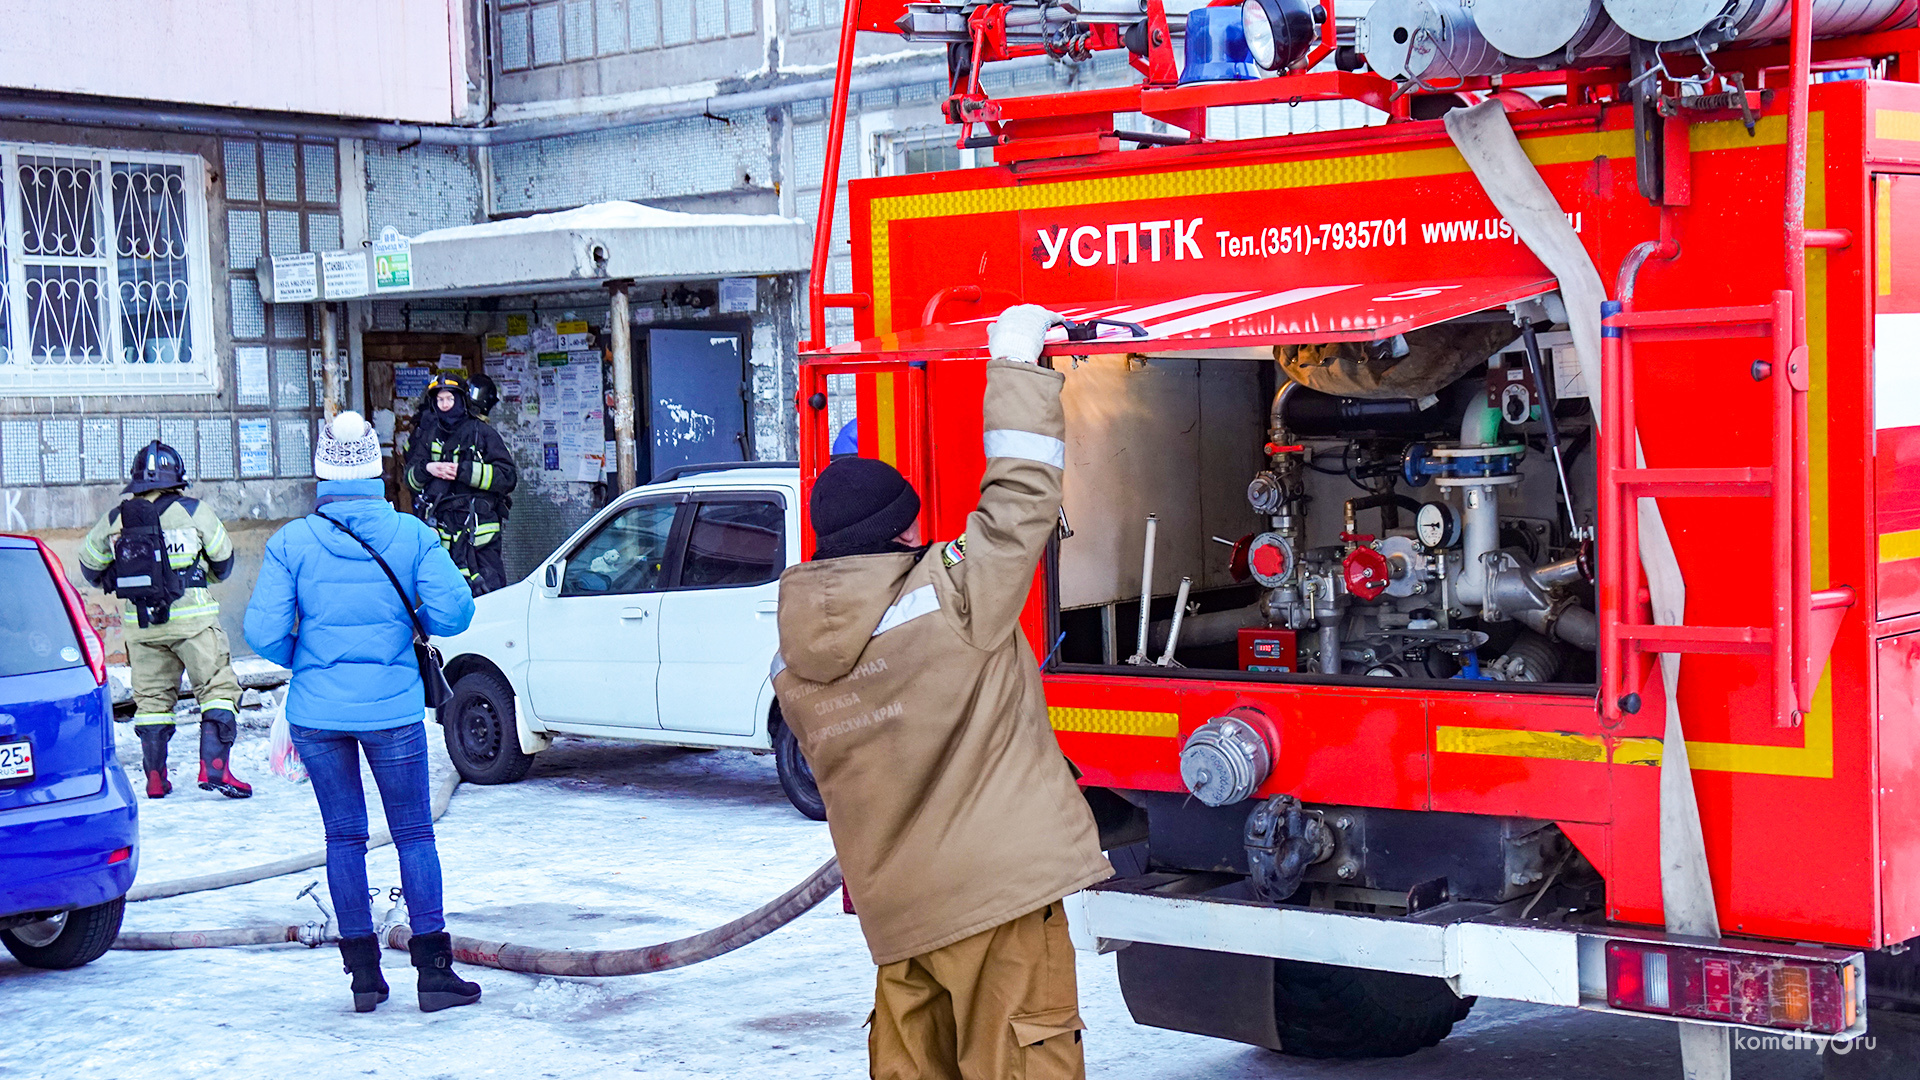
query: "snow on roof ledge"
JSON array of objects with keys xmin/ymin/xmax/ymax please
[{"xmin": 400, "ymin": 200, "xmax": 811, "ymax": 298}]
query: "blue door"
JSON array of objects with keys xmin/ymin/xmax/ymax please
[{"xmin": 647, "ymin": 329, "xmax": 746, "ymax": 480}]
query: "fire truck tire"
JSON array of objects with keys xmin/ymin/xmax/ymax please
[
  {"xmin": 443, "ymin": 671, "xmax": 535, "ymax": 785},
  {"xmin": 772, "ymin": 708, "xmax": 826, "ymax": 821},
  {"xmin": 1271, "ymin": 959, "xmax": 1474, "ymax": 1059}
]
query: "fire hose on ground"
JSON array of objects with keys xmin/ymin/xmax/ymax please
[{"xmin": 111, "ymin": 770, "xmax": 847, "ymax": 976}]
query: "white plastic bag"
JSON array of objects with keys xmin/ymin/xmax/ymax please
[{"xmin": 269, "ymin": 710, "xmax": 307, "ymax": 782}]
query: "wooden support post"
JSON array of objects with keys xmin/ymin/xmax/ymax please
[
  {"xmin": 608, "ymin": 281, "xmax": 638, "ymax": 493},
  {"xmin": 319, "ymin": 302, "xmax": 341, "ymax": 420}
]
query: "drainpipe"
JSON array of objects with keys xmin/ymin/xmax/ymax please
[
  {"xmin": 608, "ymin": 280, "xmax": 638, "ymax": 493},
  {"xmin": 0, "ymin": 54, "xmax": 973, "ymax": 149}
]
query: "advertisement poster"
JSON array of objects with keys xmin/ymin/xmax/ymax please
[{"xmin": 371, "ymin": 226, "xmax": 412, "ymax": 293}]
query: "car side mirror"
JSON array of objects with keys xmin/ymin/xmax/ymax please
[{"xmin": 543, "ymin": 560, "xmax": 562, "ymax": 596}]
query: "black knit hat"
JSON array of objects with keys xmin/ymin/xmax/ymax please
[{"xmin": 810, "ymin": 457, "xmax": 921, "ymax": 559}]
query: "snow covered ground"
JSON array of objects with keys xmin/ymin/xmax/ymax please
[{"xmin": 4, "ymin": 726, "xmax": 1838, "ymax": 1080}]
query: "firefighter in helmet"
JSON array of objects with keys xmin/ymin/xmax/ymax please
[
  {"xmin": 78, "ymin": 441, "xmax": 249, "ymax": 799},
  {"xmin": 404, "ymin": 372, "xmax": 516, "ymax": 595}
]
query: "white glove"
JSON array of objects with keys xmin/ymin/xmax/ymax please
[{"xmin": 986, "ymin": 304, "xmax": 1062, "ymax": 364}]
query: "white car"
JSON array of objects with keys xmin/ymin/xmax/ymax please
[{"xmin": 431, "ymin": 463, "xmax": 822, "ymax": 818}]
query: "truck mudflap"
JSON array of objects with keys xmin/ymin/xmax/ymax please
[{"xmin": 1064, "ymin": 875, "xmax": 1869, "ymax": 1043}]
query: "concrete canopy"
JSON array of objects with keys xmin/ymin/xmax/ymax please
[
  {"xmin": 399, "ymin": 201, "xmax": 812, "ymax": 298},
  {"xmin": 259, "ymin": 200, "xmax": 812, "ymax": 300}
]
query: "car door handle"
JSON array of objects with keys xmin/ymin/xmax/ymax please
[
  {"xmin": 620, "ymin": 607, "xmax": 649, "ymax": 620},
  {"xmin": 756, "ymin": 601, "xmax": 779, "ymax": 614}
]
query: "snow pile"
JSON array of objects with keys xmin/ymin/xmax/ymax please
[{"xmin": 411, "ymin": 200, "xmax": 802, "ymax": 245}]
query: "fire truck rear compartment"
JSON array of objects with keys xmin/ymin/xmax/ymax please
[{"xmin": 1052, "ymin": 306, "xmax": 1600, "ymax": 690}]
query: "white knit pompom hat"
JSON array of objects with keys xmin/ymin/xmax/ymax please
[{"xmin": 314, "ymin": 411, "xmax": 383, "ymax": 481}]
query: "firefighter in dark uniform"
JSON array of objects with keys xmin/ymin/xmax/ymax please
[{"xmin": 404, "ymin": 373, "xmax": 516, "ymax": 595}]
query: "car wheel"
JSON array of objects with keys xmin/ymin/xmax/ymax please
[
  {"xmin": 1, "ymin": 897, "xmax": 126, "ymax": 970},
  {"xmin": 442, "ymin": 670, "xmax": 536, "ymax": 785},
  {"xmin": 772, "ymin": 709, "xmax": 826, "ymax": 821}
]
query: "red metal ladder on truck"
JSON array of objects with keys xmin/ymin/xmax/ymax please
[{"xmin": 1598, "ymin": 289, "xmax": 1852, "ymax": 728}]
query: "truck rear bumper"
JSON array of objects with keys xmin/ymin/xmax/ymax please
[{"xmin": 1065, "ymin": 874, "xmax": 1870, "ymax": 1042}]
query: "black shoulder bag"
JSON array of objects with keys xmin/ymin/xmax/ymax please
[{"xmin": 314, "ymin": 512, "xmax": 455, "ymax": 709}]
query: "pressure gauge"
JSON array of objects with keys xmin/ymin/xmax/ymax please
[{"xmin": 1416, "ymin": 502, "xmax": 1460, "ymax": 550}]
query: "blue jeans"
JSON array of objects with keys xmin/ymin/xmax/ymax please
[{"xmin": 289, "ymin": 722, "xmax": 445, "ymax": 940}]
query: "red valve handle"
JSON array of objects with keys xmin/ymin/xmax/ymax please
[{"xmin": 1343, "ymin": 546, "xmax": 1390, "ymax": 601}]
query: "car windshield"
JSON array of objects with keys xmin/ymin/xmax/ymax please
[{"xmin": 0, "ymin": 548, "xmax": 85, "ymax": 678}]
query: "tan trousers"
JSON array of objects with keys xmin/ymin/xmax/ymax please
[
  {"xmin": 870, "ymin": 902, "xmax": 1086, "ymax": 1080},
  {"xmin": 127, "ymin": 620, "xmax": 241, "ymax": 725}
]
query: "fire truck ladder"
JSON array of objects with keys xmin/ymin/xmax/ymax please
[{"xmin": 1598, "ymin": 290, "xmax": 1851, "ymax": 728}]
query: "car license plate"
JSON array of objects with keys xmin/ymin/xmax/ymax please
[{"xmin": 0, "ymin": 739, "xmax": 32, "ymax": 782}]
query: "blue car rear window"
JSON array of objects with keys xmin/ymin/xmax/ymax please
[{"xmin": 0, "ymin": 548, "xmax": 84, "ymax": 678}]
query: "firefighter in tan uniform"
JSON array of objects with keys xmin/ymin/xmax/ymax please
[
  {"xmin": 79, "ymin": 441, "xmax": 250, "ymax": 800},
  {"xmin": 771, "ymin": 306, "xmax": 1111, "ymax": 1080}
]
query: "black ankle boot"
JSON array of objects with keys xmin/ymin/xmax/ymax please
[
  {"xmin": 338, "ymin": 935, "xmax": 389, "ymax": 1013},
  {"xmin": 407, "ymin": 931, "xmax": 481, "ymax": 1012}
]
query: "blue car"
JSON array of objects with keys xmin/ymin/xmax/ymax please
[{"xmin": 0, "ymin": 533, "xmax": 136, "ymax": 969}]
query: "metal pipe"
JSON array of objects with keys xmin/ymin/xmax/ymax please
[
  {"xmin": 1530, "ymin": 554, "xmax": 1587, "ymax": 590},
  {"xmin": 806, "ymin": 0, "xmax": 868, "ymax": 350},
  {"xmin": 1316, "ymin": 622, "xmax": 1341, "ymax": 675},
  {"xmin": 1129, "ymin": 515, "xmax": 1159, "ymax": 665},
  {"xmin": 1157, "ymin": 576, "xmax": 1193, "ymax": 666},
  {"xmin": 1456, "ymin": 403, "xmax": 1501, "ymax": 608},
  {"xmin": 608, "ymin": 281, "xmax": 638, "ymax": 493}
]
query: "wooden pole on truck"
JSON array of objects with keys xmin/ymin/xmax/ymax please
[{"xmin": 607, "ymin": 280, "xmax": 638, "ymax": 493}]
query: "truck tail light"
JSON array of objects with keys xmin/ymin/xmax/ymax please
[{"xmin": 1605, "ymin": 941, "xmax": 1857, "ymax": 1035}]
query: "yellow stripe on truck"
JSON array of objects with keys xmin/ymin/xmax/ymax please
[
  {"xmin": 1881, "ymin": 529, "xmax": 1920, "ymax": 563},
  {"xmin": 1049, "ymin": 707, "xmax": 1180, "ymax": 738}
]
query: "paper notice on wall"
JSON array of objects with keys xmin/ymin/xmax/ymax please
[
  {"xmin": 536, "ymin": 362, "xmax": 560, "ymax": 418},
  {"xmin": 237, "ymin": 348, "xmax": 270, "ymax": 404},
  {"xmin": 238, "ymin": 418, "xmax": 274, "ymax": 476},
  {"xmin": 484, "ymin": 334, "xmax": 510, "ymax": 357},
  {"xmin": 719, "ymin": 277, "xmax": 755, "ymax": 313},
  {"xmin": 633, "ymin": 306, "xmax": 655, "ymax": 325},
  {"xmin": 271, "ymin": 252, "xmax": 319, "ymax": 303},
  {"xmin": 556, "ymin": 320, "xmax": 593, "ymax": 350},
  {"xmin": 506, "ymin": 314, "xmax": 530, "ymax": 336},
  {"xmin": 321, "ymin": 250, "xmax": 369, "ymax": 299},
  {"xmin": 605, "ymin": 440, "xmax": 618, "ymax": 474},
  {"xmin": 437, "ymin": 352, "xmax": 464, "ymax": 371}
]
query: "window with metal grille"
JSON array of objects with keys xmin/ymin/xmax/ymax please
[{"xmin": 0, "ymin": 144, "xmax": 215, "ymax": 395}]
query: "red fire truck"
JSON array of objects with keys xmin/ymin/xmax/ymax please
[{"xmin": 797, "ymin": 0, "xmax": 1920, "ymax": 1062}]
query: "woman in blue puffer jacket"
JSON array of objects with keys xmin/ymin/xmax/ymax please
[{"xmin": 244, "ymin": 411, "xmax": 481, "ymax": 1015}]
